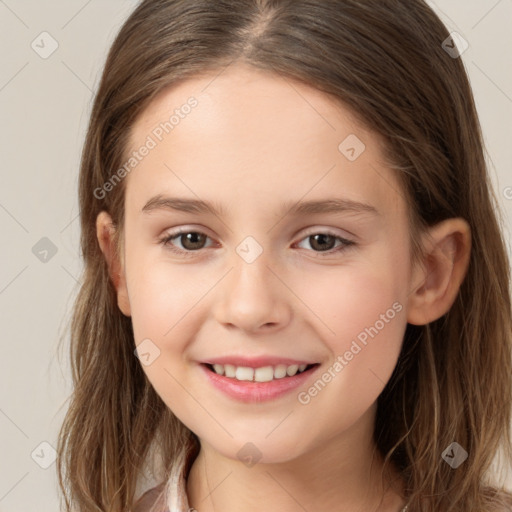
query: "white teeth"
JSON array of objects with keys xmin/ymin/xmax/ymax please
[
  {"xmin": 209, "ymin": 363, "xmax": 312, "ymax": 381},
  {"xmin": 213, "ymin": 364, "xmax": 225, "ymax": 376},
  {"xmin": 274, "ymin": 364, "xmax": 288, "ymax": 379},
  {"xmin": 224, "ymin": 364, "xmax": 236, "ymax": 378},
  {"xmin": 286, "ymin": 364, "xmax": 299, "ymax": 376},
  {"xmin": 235, "ymin": 367, "xmax": 254, "ymax": 381},
  {"xmin": 254, "ymin": 366, "xmax": 274, "ymax": 382}
]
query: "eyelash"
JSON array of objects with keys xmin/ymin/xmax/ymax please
[{"xmin": 158, "ymin": 228, "xmax": 356, "ymax": 258}]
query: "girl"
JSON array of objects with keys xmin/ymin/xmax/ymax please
[{"xmin": 57, "ymin": 1, "xmax": 512, "ymax": 511}]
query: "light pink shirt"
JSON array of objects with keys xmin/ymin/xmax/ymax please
[{"xmin": 132, "ymin": 443, "xmax": 192, "ymax": 512}]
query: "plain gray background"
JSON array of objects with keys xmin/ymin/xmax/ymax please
[{"xmin": 0, "ymin": 1, "xmax": 511, "ymax": 510}]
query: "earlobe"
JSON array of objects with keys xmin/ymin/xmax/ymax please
[
  {"xmin": 407, "ymin": 218, "xmax": 471, "ymax": 326},
  {"xmin": 96, "ymin": 211, "xmax": 131, "ymax": 317}
]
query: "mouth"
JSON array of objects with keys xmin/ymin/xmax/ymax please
[
  {"xmin": 199, "ymin": 362, "xmax": 321, "ymax": 403},
  {"xmin": 202, "ymin": 362, "xmax": 319, "ymax": 382}
]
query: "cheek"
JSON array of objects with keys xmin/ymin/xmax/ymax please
[
  {"xmin": 125, "ymin": 256, "xmax": 204, "ymax": 406},
  {"xmin": 126, "ymin": 252, "xmax": 205, "ymax": 345},
  {"xmin": 290, "ymin": 270, "xmax": 407, "ymax": 443},
  {"xmin": 296, "ymin": 248, "xmax": 408, "ymax": 397},
  {"xmin": 301, "ymin": 252, "xmax": 406, "ymax": 349}
]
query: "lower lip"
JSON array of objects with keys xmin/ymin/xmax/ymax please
[{"xmin": 198, "ymin": 363, "xmax": 320, "ymax": 403}]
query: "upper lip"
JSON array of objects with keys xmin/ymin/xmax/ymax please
[{"xmin": 200, "ymin": 356, "xmax": 318, "ymax": 368}]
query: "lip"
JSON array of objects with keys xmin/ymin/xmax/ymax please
[
  {"xmin": 200, "ymin": 356, "xmax": 317, "ymax": 368},
  {"xmin": 198, "ymin": 362, "xmax": 321, "ymax": 403}
]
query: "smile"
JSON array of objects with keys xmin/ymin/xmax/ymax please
[{"xmin": 199, "ymin": 362, "xmax": 320, "ymax": 403}]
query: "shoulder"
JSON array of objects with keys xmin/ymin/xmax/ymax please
[{"xmin": 132, "ymin": 482, "xmax": 169, "ymax": 512}]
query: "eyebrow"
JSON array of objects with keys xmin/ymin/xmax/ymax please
[{"xmin": 141, "ymin": 194, "xmax": 380, "ymax": 218}]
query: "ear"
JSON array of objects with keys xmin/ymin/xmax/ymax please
[
  {"xmin": 407, "ymin": 218, "xmax": 471, "ymax": 326},
  {"xmin": 96, "ymin": 211, "xmax": 131, "ymax": 317}
]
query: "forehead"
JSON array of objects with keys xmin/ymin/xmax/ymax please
[
  {"xmin": 124, "ymin": 62, "xmax": 404, "ymax": 219},
  {"xmin": 130, "ymin": 62, "xmax": 365, "ymax": 149}
]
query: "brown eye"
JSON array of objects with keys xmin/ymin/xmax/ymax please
[
  {"xmin": 295, "ymin": 230, "xmax": 355, "ymax": 256},
  {"xmin": 160, "ymin": 230, "xmax": 213, "ymax": 254},
  {"xmin": 308, "ymin": 234, "xmax": 337, "ymax": 252},
  {"xmin": 176, "ymin": 232, "xmax": 208, "ymax": 251}
]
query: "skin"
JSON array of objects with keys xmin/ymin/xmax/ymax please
[{"xmin": 97, "ymin": 62, "xmax": 471, "ymax": 512}]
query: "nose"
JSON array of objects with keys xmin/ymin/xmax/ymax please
[{"xmin": 212, "ymin": 253, "xmax": 293, "ymax": 334}]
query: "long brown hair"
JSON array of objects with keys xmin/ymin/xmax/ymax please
[{"xmin": 57, "ymin": 0, "xmax": 512, "ymax": 510}]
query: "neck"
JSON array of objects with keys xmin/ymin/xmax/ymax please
[{"xmin": 185, "ymin": 409, "xmax": 405, "ymax": 512}]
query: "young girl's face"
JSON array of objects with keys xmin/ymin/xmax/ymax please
[{"xmin": 114, "ymin": 62, "xmax": 419, "ymax": 463}]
